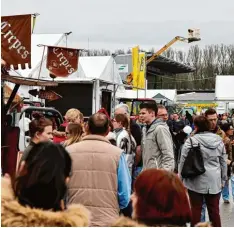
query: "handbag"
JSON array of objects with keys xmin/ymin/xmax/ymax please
[{"xmin": 181, "ymin": 137, "xmax": 206, "ymax": 178}]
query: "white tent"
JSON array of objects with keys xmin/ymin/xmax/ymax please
[
  {"xmin": 7, "ymin": 34, "xmax": 124, "ymax": 100},
  {"xmin": 215, "ymin": 75, "xmax": 234, "ymax": 101},
  {"xmin": 7, "ymin": 33, "xmax": 66, "ymax": 100},
  {"xmin": 116, "ymin": 89, "xmax": 177, "ymax": 102},
  {"xmin": 215, "ymin": 75, "xmax": 234, "ymax": 113},
  {"xmin": 54, "ymin": 56, "xmax": 123, "ymax": 85}
]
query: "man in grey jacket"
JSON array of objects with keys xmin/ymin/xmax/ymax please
[{"xmin": 139, "ymin": 102, "xmax": 174, "ymax": 171}]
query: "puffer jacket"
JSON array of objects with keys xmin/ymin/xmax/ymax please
[
  {"xmin": 179, "ymin": 132, "xmax": 227, "ymax": 194},
  {"xmin": 142, "ymin": 119, "xmax": 174, "ymax": 171},
  {"xmin": 1, "ymin": 177, "xmax": 90, "ymax": 227}
]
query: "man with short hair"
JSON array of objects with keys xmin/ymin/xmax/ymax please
[
  {"xmin": 157, "ymin": 105, "xmax": 181, "ymax": 173},
  {"xmin": 67, "ymin": 113, "xmax": 131, "ymax": 227},
  {"xmin": 205, "ymin": 108, "xmax": 225, "ymax": 140},
  {"xmin": 139, "ymin": 102, "xmax": 174, "ymax": 171}
]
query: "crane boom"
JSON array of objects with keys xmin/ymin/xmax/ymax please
[{"xmin": 146, "ymin": 36, "xmax": 187, "ymax": 64}]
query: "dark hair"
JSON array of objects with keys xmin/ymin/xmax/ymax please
[
  {"xmin": 29, "ymin": 113, "xmax": 52, "ymax": 138},
  {"xmin": 139, "ymin": 102, "xmax": 158, "ymax": 115},
  {"xmin": 134, "ymin": 169, "xmax": 191, "ymax": 226},
  {"xmin": 220, "ymin": 123, "xmax": 233, "ymax": 133},
  {"xmin": 88, "ymin": 113, "xmax": 109, "ymax": 135},
  {"xmin": 194, "ymin": 116, "xmax": 210, "ymax": 133},
  {"xmin": 14, "ymin": 142, "xmax": 72, "ymax": 211},
  {"xmin": 205, "ymin": 108, "xmax": 217, "ymax": 117}
]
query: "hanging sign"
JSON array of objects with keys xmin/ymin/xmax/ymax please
[
  {"xmin": 46, "ymin": 46, "xmax": 79, "ymax": 78},
  {"xmin": 1, "ymin": 14, "xmax": 32, "ymax": 69}
]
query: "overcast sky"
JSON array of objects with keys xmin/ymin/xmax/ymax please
[{"xmin": 2, "ymin": 0, "xmax": 234, "ymax": 51}]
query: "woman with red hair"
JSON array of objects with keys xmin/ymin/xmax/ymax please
[{"xmin": 113, "ymin": 169, "xmax": 192, "ymax": 227}]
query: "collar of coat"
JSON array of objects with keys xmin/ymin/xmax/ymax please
[
  {"xmin": 1, "ymin": 177, "xmax": 90, "ymax": 227},
  {"xmin": 82, "ymin": 134, "xmax": 111, "ymax": 144},
  {"xmin": 145, "ymin": 118, "xmax": 165, "ymax": 134}
]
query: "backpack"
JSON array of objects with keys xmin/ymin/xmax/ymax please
[{"xmin": 181, "ymin": 138, "xmax": 206, "ymax": 178}]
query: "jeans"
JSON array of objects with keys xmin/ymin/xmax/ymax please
[
  {"xmin": 231, "ymin": 175, "xmax": 234, "ymax": 200},
  {"xmin": 188, "ymin": 190, "xmax": 221, "ymax": 227},
  {"xmin": 222, "ymin": 180, "xmax": 230, "ymax": 201},
  {"xmin": 222, "ymin": 176, "xmax": 234, "ymax": 201},
  {"xmin": 200, "ymin": 199, "xmax": 206, "ymax": 222}
]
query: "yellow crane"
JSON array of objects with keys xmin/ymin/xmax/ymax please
[{"xmin": 126, "ymin": 29, "xmax": 201, "ymax": 85}]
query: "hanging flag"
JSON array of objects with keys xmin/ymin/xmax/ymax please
[
  {"xmin": 46, "ymin": 46, "xmax": 79, "ymax": 78},
  {"xmin": 1, "ymin": 14, "xmax": 32, "ymax": 70},
  {"xmin": 138, "ymin": 52, "xmax": 146, "ymax": 89},
  {"xmin": 132, "ymin": 46, "xmax": 139, "ymax": 90}
]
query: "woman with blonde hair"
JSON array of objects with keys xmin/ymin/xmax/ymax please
[
  {"xmin": 53, "ymin": 108, "xmax": 83, "ymax": 143},
  {"xmin": 63, "ymin": 123, "xmax": 83, "ymax": 147}
]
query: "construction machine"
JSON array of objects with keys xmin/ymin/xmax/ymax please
[{"xmin": 126, "ymin": 28, "xmax": 201, "ymax": 84}]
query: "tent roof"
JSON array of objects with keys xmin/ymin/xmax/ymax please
[
  {"xmin": 55, "ymin": 56, "xmax": 123, "ymax": 84},
  {"xmin": 177, "ymin": 92, "xmax": 215, "ymax": 102},
  {"xmin": 215, "ymin": 75, "xmax": 234, "ymax": 101},
  {"xmin": 116, "ymin": 89, "xmax": 177, "ymax": 101}
]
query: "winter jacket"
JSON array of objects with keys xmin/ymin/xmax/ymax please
[
  {"xmin": 179, "ymin": 132, "xmax": 227, "ymax": 194},
  {"xmin": 1, "ymin": 177, "xmax": 90, "ymax": 227},
  {"xmin": 142, "ymin": 119, "xmax": 174, "ymax": 171},
  {"xmin": 114, "ymin": 128, "xmax": 136, "ymax": 176},
  {"xmin": 66, "ymin": 135, "xmax": 123, "ymax": 227}
]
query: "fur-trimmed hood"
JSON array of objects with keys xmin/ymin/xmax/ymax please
[{"xmin": 1, "ymin": 177, "xmax": 90, "ymax": 227}]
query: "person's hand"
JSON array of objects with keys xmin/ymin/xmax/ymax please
[{"xmin": 227, "ymin": 159, "xmax": 231, "ymax": 165}]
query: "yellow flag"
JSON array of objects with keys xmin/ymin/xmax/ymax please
[
  {"xmin": 138, "ymin": 52, "xmax": 146, "ymax": 89},
  {"xmin": 132, "ymin": 46, "xmax": 139, "ymax": 90}
]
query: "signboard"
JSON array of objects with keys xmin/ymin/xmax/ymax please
[
  {"xmin": 46, "ymin": 46, "xmax": 79, "ymax": 78},
  {"xmin": 29, "ymin": 89, "xmax": 62, "ymax": 101},
  {"xmin": 117, "ymin": 64, "xmax": 128, "ymax": 73},
  {"xmin": 1, "ymin": 14, "xmax": 32, "ymax": 69}
]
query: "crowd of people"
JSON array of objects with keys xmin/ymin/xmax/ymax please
[{"xmin": 1, "ymin": 103, "xmax": 234, "ymax": 227}]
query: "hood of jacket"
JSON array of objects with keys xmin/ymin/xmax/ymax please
[
  {"xmin": 1, "ymin": 177, "xmax": 90, "ymax": 227},
  {"xmin": 147, "ymin": 118, "xmax": 168, "ymax": 133},
  {"xmin": 193, "ymin": 132, "xmax": 223, "ymax": 149}
]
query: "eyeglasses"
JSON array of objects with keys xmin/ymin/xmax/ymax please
[{"xmin": 158, "ymin": 114, "xmax": 168, "ymax": 117}]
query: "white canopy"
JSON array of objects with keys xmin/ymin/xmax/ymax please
[
  {"xmin": 116, "ymin": 89, "xmax": 177, "ymax": 102},
  {"xmin": 215, "ymin": 75, "xmax": 234, "ymax": 101},
  {"xmin": 54, "ymin": 56, "xmax": 123, "ymax": 85},
  {"xmin": 7, "ymin": 34, "xmax": 123, "ymax": 100}
]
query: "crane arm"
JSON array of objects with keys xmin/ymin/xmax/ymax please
[{"xmin": 146, "ymin": 36, "xmax": 187, "ymax": 64}]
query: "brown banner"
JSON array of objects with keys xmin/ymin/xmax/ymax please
[
  {"xmin": 1, "ymin": 14, "xmax": 32, "ymax": 70},
  {"xmin": 46, "ymin": 46, "xmax": 79, "ymax": 78}
]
